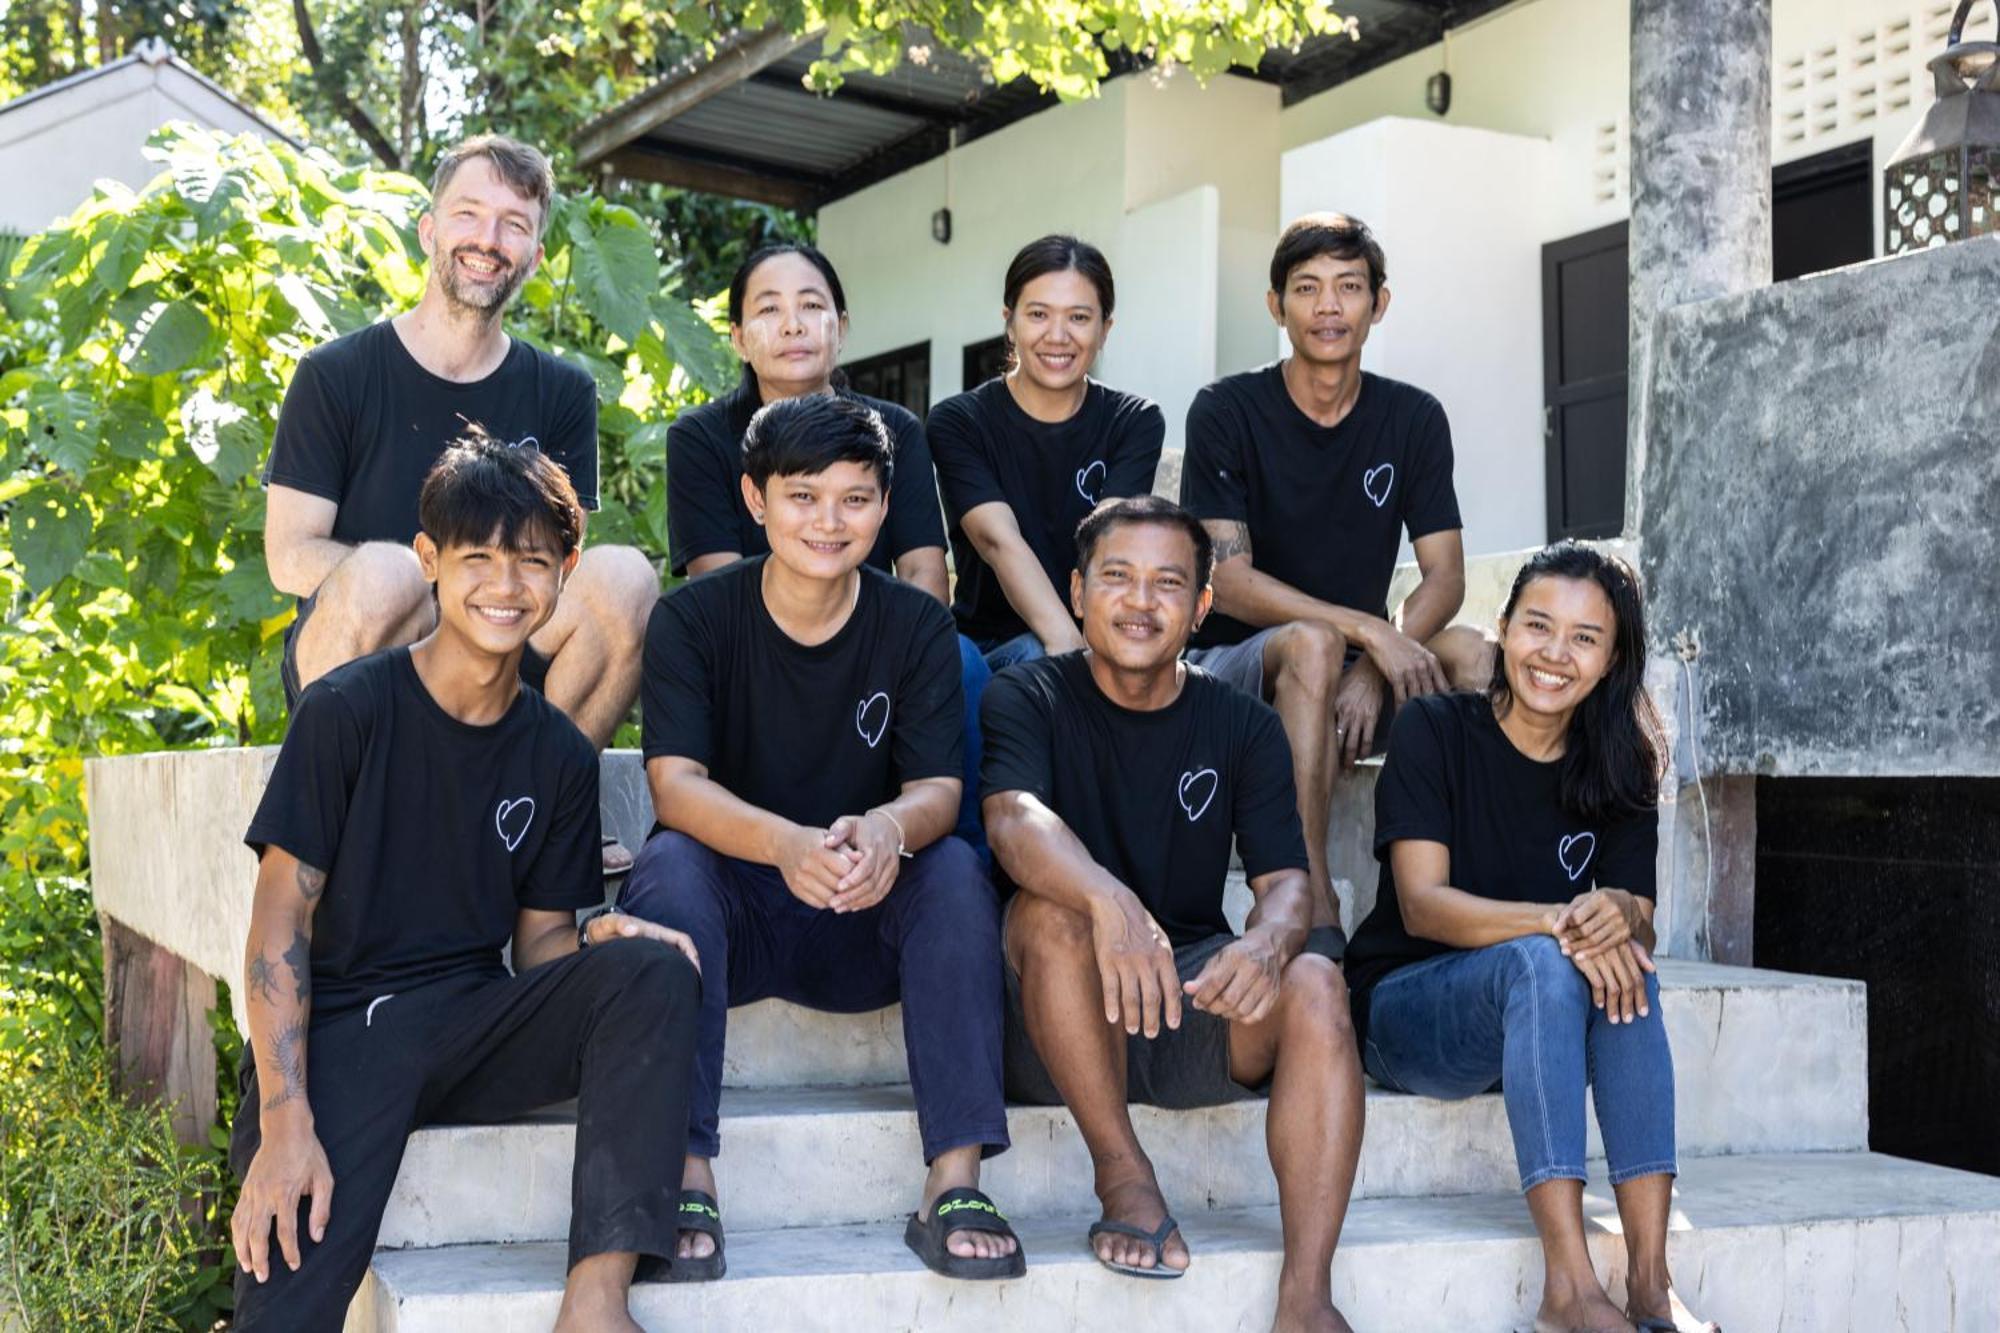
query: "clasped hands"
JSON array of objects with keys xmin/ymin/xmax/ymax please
[
  {"xmin": 777, "ymin": 811, "xmax": 903, "ymax": 913},
  {"xmin": 1548, "ymin": 888, "xmax": 1655, "ymax": 1024}
]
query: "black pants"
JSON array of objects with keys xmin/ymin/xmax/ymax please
[{"xmin": 229, "ymin": 938, "xmax": 699, "ymax": 1331}]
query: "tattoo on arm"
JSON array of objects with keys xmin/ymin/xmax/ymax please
[
  {"xmin": 295, "ymin": 861, "xmax": 327, "ymax": 903},
  {"xmin": 261, "ymin": 1018, "xmax": 309, "ymax": 1111},
  {"xmin": 280, "ymin": 928, "xmax": 311, "ymax": 1001},
  {"xmin": 1208, "ymin": 521, "xmax": 1252, "ymax": 567},
  {"xmin": 247, "ymin": 952, "xmax": 282, "ymax": 1005}
]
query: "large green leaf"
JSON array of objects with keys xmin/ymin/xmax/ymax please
[
  {"xmin": 119, "ymin": 301, "xmax": 212, "ymax": 377},
  {"xmin": 90, "ymin": 213, "xmax": 158, "ymax": 297},
  {"xmin": 8, "ymin": 488, "xmax": 92, "ymax": 593},
  {"xmin": 648, "ymin": 298, "xmax": 738, "ymax": 398},
  {"xmin": 567, "ymin": 214, "xmax": 657, "ymax": 343},
  {"xmin": 178, "ymin": 388, "xmax": 262, "ymax": 486},
  {"xmin": 23, "ymin": 385, "xmax": 100, "ymax": 478}
]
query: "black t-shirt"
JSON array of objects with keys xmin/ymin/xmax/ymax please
[
  {"xmin": 641, "ymin": 557, "xmax": 962, "ymax": 828},
  {"xmin": 980, "ymin": 653, "xmax": 1307, "ymax": 947},
  {"xmin": 1344, "ymin": 691, "xmax": 1658, "ymax": 1023},
  {"xmin": 1179, "ymin": 365, "xmax": 1460, "ymax": 646},
  {"xmin": 264, "ymin": 321, "xmax": 599, "ymax": 547},
  {"xmin": 665, "ymin": 382, "xmax": 947, "ymax": 578},
  {"xmin": 930, "ymin": 377, "xmax": 1165, "ymax": 644},
  {"xmin": 244, "ymin": 648, "xmax": 602, "ymax": 1019}
]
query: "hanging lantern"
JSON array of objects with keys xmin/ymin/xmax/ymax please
[{"xmin": 1884, "ymin": 0, "xmax": 2000, "ymax": 254}]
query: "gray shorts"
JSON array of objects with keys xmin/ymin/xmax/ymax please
[
  {"xmin": 1185, "ymin": 628, "xmax": 1387, "ymax": 756},
  {"xmin": 1003, "ymin": 924, "xmax": 1346, "ymax": 1110}
]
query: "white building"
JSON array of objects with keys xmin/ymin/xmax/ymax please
[
  {"xmin": 0, "ymin": 37, "xmax": 290, "ymax": 237},
  {"xmin": 580, "ymin": 0, "xmax": 1982, "ymax": 556}
]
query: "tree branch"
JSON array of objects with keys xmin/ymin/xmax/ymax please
[{"xmin": 292, "ymin": 0, "xmax": 404, "ymax": 170}]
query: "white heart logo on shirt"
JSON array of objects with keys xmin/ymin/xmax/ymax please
[
  {"xmin": 495, "ymin": 796, "xmax": 536, "ymax": 852},
  {"xmin": 1557, "ymin": 832, "xmax": 1596, "ymax": 883},
  {"xmin": 1177, "ymin": 768, "xmax": 1219, "ymax": 823},
  {"xmin": 856, "ymin": 692, "xmax": 891, "ymax": 749},
  {"xmin": 1362, "ymin": 463, "xmax": 1395, "ymax": 509},
  {"xmin": 1075, "ymin": 459, "xmax": 1106, "ymax": 504}
]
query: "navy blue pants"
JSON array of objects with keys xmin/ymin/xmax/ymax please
[{"xmin": 619, "ymin": 830, "xmax": 1010, "ymax": 1162}]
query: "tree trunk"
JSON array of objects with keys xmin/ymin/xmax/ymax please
[
  {"xmin": 292, "ymin": 0, "xmax": 405, "ymax": 169},
  {"xmin": 101, "ymin": 913, "xmax": 218, "ymax": 1147}
]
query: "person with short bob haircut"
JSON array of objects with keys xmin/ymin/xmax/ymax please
[
  {"xmin": 929, "ymin": 234, "xmax": 1165, "ymax": 670},
  {"xmin": 984, "ymin": 494, "xmax": 1362, "ymax": 1329},
  {"xmin": 263, "ymin": 132, "xmax": 659, "ymax": 879},
  {"xmin": 1180, "ymin": 212, "xmax": 1493, "ymax": 938},
  {"xmin": 1344, "ymin": 541, "xmax": 1717, "ymax": 1333},
  {"xmin": 230, "ymin": 437, "xmax": 703, "ymax": 1330},
  {"xmin": 622, "ymin": 393, "xmax": 1024, "ymax": 1284}
]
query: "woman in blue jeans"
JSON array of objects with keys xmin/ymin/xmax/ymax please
[{"xmin": 1343, "ymin": 542, "xmax": 1718, "ymax": 1333}]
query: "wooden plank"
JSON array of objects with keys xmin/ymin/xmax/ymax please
[
  {"xmin": 101, "ymin": 912, "xmax": 218, "ymax": 1146},
  {"xmin": 573, "ymin": 23, "xmax": 816, "ymax": 168},
  {"xmin": 596, "ymin": 147, "xmax": 822, "ymax": 210}
]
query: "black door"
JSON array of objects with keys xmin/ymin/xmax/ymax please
[
  {"xmin": 1542, "ymin": 222, "xmax": 1631, "ymax": 540},
  {"xmin": 1541, "ymin": 141, "xmax": 1876, "ymax": 540},
  {"xmin": 844, "ymin": 341, "xmax": 931, "ymax": 419}
]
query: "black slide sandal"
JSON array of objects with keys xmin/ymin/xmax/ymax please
[
  {"xmin": 1087, "ymin": 1214, "xmax": 1185, "ymax": 1279},
  {"xmin": 903, "ymin": 1186, "xmax": 1027, "ymax": 1280},
  {"xmin": 663, "ymin": 1189, "xmax": 725, "ymax": 1282}
]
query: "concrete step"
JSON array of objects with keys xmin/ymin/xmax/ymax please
[
  {"xmin": 354, "ymin": 1152, "xmax": 2000, "ymax": 1332},
  {"xmin": 378, "ymin": 961, "xmax": 1867, "ymax": 1248}
]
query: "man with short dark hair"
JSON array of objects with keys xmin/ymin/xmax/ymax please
[
  {"xmin": 1181, "ymin": 212, "xmax": 1491, "ymax": 929},
  {"xmin": 262, "ymin": 135, "xmax": 656, "ymax": 875},
  {"xmin": 618, "ymin": 393, "xmax": 1024, "ymax": 1283},
  {"xmin": 230, "ymin": 438, "xmax": 702, "ymax": 1331},
  {"xmin": 984, "ymin": 494, "xmax": 1361, "ymax": 1331}
]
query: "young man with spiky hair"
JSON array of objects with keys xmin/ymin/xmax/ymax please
[
  {"xmin": 262, "ymin": 133, "xmax": 656, "ymax": 873},
  {"xmin": 618, "ymin": 393, "xmax": 1025, "ymax": 1283},
  {"xmin": 230, "ymin": 438, "xmax": 701, "ymax": 1332},
  {"xmin": 984, "ymin": 495, "xmax": 1361, "ymax": 1331},
  {"xmin": 1180, "ymin": 213, "xmax": 1492, "ymax": 932}
]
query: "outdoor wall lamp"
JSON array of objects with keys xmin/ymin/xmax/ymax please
[{"xmin": 1884, "ymin": 0, "xmax": 2000, "ymax": 253}]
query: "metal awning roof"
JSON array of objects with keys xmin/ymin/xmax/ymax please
[{"xmin": 574, "ymin": 0, "xmax": 1515, "ymax": 210}]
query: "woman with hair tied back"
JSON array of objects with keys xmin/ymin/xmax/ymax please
[
  {"xmin": 1342, "ymin": 542, "xmax": 1720, "ymax": 1333},
  {"xmin": 927, "ymin": 234, "xmax": 1166, "ymax": 672}
]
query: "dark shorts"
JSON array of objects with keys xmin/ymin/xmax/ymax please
[
  {"xmin": 1003, "ymin": 924, "xmax": 1346, "ymax": 1110},
  {"xmin": 281, "ymin": 592, "xmax": 551, "ymax": 710},
  {"xmin": 1184, "ymin": 629, "xmax": 1388, "ymax": 757}
]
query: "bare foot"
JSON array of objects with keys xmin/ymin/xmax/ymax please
[
  {"xmin": 1271, "ymin": 1293, "xmax": 1355, "ymax": 1333},
  {"xmin": 1536, "ymin": 1288, "xmax": 1637, "ymax": 1333},
  {"xmin": 677, "ymin": 1155, "xmax": 717, "ymax": 1264},
  {"xmin": 1092, "ymin": 1175, "xmax": 1190, "ymax": 1274},
  {"xmin": 554, "ymin": 1251, "xmax": 641, "ymax": 1331},
  {"xmin": 919, "ymin": 1147, "xmax": 1018, "ymax": 1262},
  {"xmin": 1626, "ymin": 1283, "xmax": 1719, "ymax": 1333}
]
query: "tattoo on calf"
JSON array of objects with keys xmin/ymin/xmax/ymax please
[
  {"xmin": 295, "ymin": 861, "xmax": 327, "ymax": 903},
  {"xmin": 262, "ymin": 1018, "xmax": 309, "ymax": 1111}
]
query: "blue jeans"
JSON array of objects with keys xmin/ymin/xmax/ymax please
[
  {"xmin": 1361, "ymin": 934, "xmax": 1677, "ymax": 1191},
  {"xmin": 956, "ymin": 635, "xmax": 993, "ymax": 865},
  {"xmin": 980, "ymin": 631, "xmax": 1046, "ymax": 672},
  {"xmin": 619, "ymin": 830, "xmax": 1010, "ymax": 1163}
]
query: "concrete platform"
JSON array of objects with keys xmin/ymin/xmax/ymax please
[
  {"xmin": 377, "ymin": 960, "xmax": 1867, "ymax": 1248},
  {"xmin": 356, "ymin": 1152, "xmax": 2000, "ymax": 1332}
]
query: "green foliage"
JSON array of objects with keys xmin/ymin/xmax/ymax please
[
  {"xmin": 0, "ymin": 122, "xmax": 730, "ymax": 1326},
  {"xmin": 0, "ymin": 1043, "xmax": 233, "ymax": 1330}
]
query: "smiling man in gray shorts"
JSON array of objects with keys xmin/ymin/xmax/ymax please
[{"xmin": 1180, "ymin": 214, "xmax": 1493, "ymax": 927}]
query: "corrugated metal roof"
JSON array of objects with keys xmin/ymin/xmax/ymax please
[{"xmin": 575, "ymin": 1, "xmax": 1515, "ymax": 209}]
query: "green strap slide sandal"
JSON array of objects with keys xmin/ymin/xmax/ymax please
[
  {"xmin": 662, "ymin": 1189, "xmax": 725, "ymax": 1283},
  {"xmin": 903, "ymin": 1186, "xmax": 1027, "ymax": 1280}
]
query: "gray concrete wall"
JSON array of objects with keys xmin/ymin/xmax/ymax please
[{"xmin": 1639, "ymin": 235, "xmax": 2000, "ymax": 777}]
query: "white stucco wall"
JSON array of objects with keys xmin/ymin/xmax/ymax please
[
  {"xmin": 1282, "ymin": 117, "xmax": 1554, "ymax": 555},
  {"xmin": 0, "ymin": 55, "xmax": 279, "ymax": 234}
]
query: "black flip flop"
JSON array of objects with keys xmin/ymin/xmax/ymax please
[
  {"xmin": 1633, "ymin": 1320, "xmax": 1721, "ymax": 1333},
  {"xmin": 903, "ymin": 1186, "xmax": 1027, "ymax": 1280},
  {"xmin": 1087, "ymin": 1213, "xmax": 1185, "ymax": 1279},
  {"xmin": 601, "ymin": 836, "xmax": 634, "ymax": 879},
  {"xmin": 663, "ymin": 1189, "xmax": 725, "ymax": 1282}
]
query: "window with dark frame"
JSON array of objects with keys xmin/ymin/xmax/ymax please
[
  {"xmin": 962, "ymin": 335, "xmax": 1009, "ymax": 391},
  {"xmin": 843, "ymin": 342, "xmax": 932, "ymax": 419}
]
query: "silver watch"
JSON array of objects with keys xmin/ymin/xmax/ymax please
[{"xmin": 578, "ymin": 904, "xmax": 621, "ymax": 950}]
